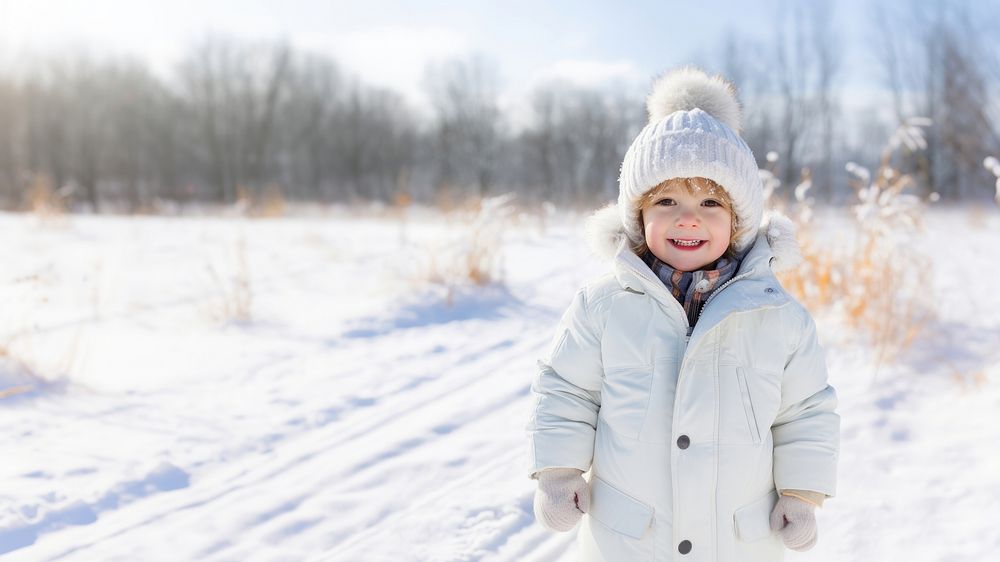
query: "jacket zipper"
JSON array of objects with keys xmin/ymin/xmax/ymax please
[
  {"xmin": 624, "ymin": 263, "xmax": 754, "ymax": 345},
  {"xmin": 696, "ymin": 271, "xmax": 754, "ymax": 324},
  {"xmin": 681, "ymin": 271, "xmax": 754, "ymax": 369}
]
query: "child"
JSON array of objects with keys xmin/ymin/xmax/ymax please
[{"xmin": 525, "ymin": 67, "xmax": 839, "ymax": 561}]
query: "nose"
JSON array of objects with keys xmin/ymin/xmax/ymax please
[{"xmin": 675, "ymin": 208, "xmax": 701, "ymax": 229}]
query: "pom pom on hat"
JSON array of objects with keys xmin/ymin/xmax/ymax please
[{"xmin": 646, "ymin": 67, "xmax": 743, "ymax": 132}]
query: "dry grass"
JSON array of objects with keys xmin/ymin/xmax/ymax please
[
  {"xmin": 506, "ymin": 200, "xmax": 557, "ymax": 237},
  {"xmin": 968, "ymin": 205, "xmax": 988, "ymax": 229},
  {"xmin": 776, "ymin": 119, "xmax": 936, "ymax": 367},
  {"xmin": 0, "ymin": 385, "xmax": 34, "ymax": 399},
  {"xmin": 0, "ymin": 329, "xmax": 80, "ymax": 399},
  {"xmin": 24, "ymin": 174, "xmax": 71, "ymax": 220},
  {"xmin": 0, "ymin": 344, "xmax": 39, "ymax": 399},
  {"xmin": 205, "ymin": 236, "xmax": 253, "ymax": 323},
  {"xmin": 235, "ymin": 184, "xmax": 287, "ymax": 218},
  {"xmin": 415, "ymin": 193, "xmax": 515, "ymax": 304},
  {"xmin": 1, "ymin": 264, "xmax": 86, "ymax": 396}
]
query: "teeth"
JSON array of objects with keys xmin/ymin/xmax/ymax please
[{"xmin": 673, "ymin": 239, "xmax": 703, "ymax": 247}]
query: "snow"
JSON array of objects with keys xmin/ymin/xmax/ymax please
[{"xmin": 2, "ymin": 207, "xmax": 999, "ymax": 561}]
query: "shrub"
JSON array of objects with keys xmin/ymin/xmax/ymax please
[
  {"xmin": 775, "ymin": 118, "xmax": 936, "ymax": 366},
  {"xmin": 416, "ymin": 193, "xmax": 515, "ymax": 304}
]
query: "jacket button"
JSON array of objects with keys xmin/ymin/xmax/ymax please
[
  {"xmin": 678, "ymin": 540, "xmax": 692, "ymax": 554},
  {"xmin": 676, "ymin": 435, "xmax": 690, "ymax": 449}
]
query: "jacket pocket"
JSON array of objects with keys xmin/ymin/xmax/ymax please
[
  {"xmin": 737, "ymin": 367, "xmax": 762, "ymax": 444},
  {"xmin": 734, "ymin": 489, "xmax": 779, "ymax": 542},
  {"xmin": 588, "ymin": 476, "xmax": 654, "ymax": 540},
  {"xmin": 719, "ymin": 365, "xmax": 761, "ymax": 444}
]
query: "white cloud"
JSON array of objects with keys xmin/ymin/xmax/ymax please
[
  {"xmin": 294, "ymin": 26, "xmax": 471, "ymax": 103},
  {"xmin": 529, "ymin": 59, "xmax": 643, "ymax": 90}
]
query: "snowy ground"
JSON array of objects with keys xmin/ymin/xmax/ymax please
[{"xmin": 1, "ymin": 206, "xmax": 999, "ymax": 561}]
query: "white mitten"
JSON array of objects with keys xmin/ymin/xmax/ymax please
[
  {"xmin": 533, "ymin": 468, "xmax": 589, "ymax": 532},
  {"xmin": 769, "ymin": 495, "xmax": 818, "ymax": 551}
]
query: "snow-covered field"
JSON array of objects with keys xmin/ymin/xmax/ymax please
[{"xmin": 2, "ymin": 206, "xmax": 999, "ymax": 561}]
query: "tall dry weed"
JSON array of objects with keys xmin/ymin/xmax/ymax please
[
  {"xmin": 24, "ymin": 174, "xmax": 72, "ymax": 221},
  {"xmin": 416, "ymin": 193, "xmax": 515, "ymax": 304},
  {"xmin": 0, "ymin": 273, "xmax": 85, "ymax": 398},
  {"xmin": 234, "ymin": 185, "xmax": 287, "ymax": 218},
  {"xmin": 775, "ymin": 118, "xmax": 936, "ymax": 367},
  {"xmin": 0, "ymin": 344, "xmax": 40, "ymax": 399},
  {"xmin": 205, "ymin": 236, "xmax": 253, "ymax": 323}
]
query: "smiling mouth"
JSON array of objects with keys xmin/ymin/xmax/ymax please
[{"xmin": 670, "ymin": 239, "xmax": 706, "ymax": 248}]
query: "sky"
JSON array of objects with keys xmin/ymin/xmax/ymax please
[{"xmin": 0, "ymin": 0, "xmax": 892, "ymax": 118}]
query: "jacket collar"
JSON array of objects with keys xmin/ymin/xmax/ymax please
[
  {"xmin": 584, "ymin": 203, "xmax": 802, "ymax": 343},
  {"xmin": 687, "ymin": 231, "xmax": 790, "ymax": 345}
]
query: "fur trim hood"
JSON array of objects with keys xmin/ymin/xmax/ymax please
[{"xmin": 584, "ymin": 202, "xmax": 802, "ymax": 273}]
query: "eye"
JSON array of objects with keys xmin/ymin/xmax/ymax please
[
  {"xmin": 702, "ymin": 199, "xmax": 722, "ymax": 207},
  {"xmin": 655, "ymin": 198, "xmax": 675, "ymax": 206}
]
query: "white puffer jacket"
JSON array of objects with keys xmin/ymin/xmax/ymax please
[{"xmin": 526, "ymin": 207, "xmax": 839, "ymax": 561}]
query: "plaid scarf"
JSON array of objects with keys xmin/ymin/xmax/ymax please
[{"xmin": 642, "ymin": 250, "xmax": 739, "ymax": 328}]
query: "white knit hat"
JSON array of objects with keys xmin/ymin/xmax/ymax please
[{"xmin": 617, "ymin": 66, "xmax": 763, "ymax": 254}]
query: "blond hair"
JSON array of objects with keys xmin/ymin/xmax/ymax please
[{"xmin": 633, "ymin": 177, "xmax": 744, "ymax": 259}]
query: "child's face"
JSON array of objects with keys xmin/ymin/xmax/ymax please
[{"xmin": 641, "ymin": 181, "xmax": 733, "ymax": 272}]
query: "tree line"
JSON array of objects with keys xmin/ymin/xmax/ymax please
[{"xmin": 0, "ymin": 1, "xmax": 997, "ymax": 212}]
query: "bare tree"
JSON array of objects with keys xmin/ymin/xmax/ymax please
[
  {"xmin": 518, "ymin": 83, "xmax": 641, "ymax": 205},
  {"xmin": 334, "ymin": 81, "xmax": 415, "ymax": 202},
  {"xmin": 720, "ymin": 34, "xmax": 778, "ymax": 173},
  {"xmin": 424, "ymin": 55, "xmax": 504, "ymax": 197},
  {"xmin": 0, "ymin": 75, "xmax": 21, "ymax": 206},
  {"xmin": 22, "ymin": 65, "xmax": 71, "ymax": 205},
  {"xmin": 871, "ymin": 0, "xmax": 999, "ymax": 200},
  {"xmin": 521, "ymin": 86, "xmax": 559, "ymax": 201},
  {"xmin": 179, "ymin": 38, "xmax": 291, "ymax": 202},
  {"xmin": 279, "ymin": 52, "xmax": 342, "ymax": 200},
  {"xmin": 774, "ymin": 0, "xmax": 815, "ymax": 193},
  {"xmin": 101, "ymin": 61, "xmax": 171, "ymax": 211},
  {"xmin": 809, "ymin": 1, "xmax": 841, "ymax": 202}
]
